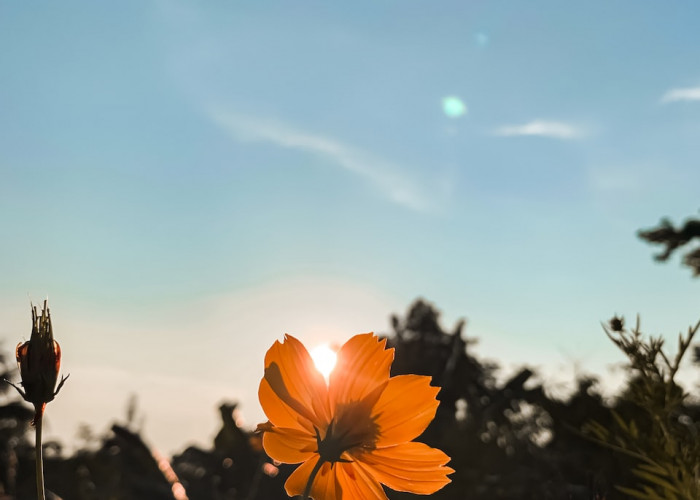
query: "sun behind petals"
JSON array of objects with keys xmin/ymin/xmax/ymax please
[
  {"xmin": 309, "ymin": 344, "xmax": 338, "ymax": 382},
  {"xmin": 258, "ymin": 332, "xmax": 453, "ymax": 499}
]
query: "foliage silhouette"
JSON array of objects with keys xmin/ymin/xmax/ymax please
[
  {"xmin": 583, "ymin": 317, "xmax": 700, "ymax": 500},
  {"xmin": 387, "ymin": 299, "xmax": 629, "ymax": 500},
  {"xmin": 638, "ymin": 216, "xmax": 700, "ymax": 276},
  {"xmin": 0, "ymin": 300, "xmax": 696, "ymax": 499}
]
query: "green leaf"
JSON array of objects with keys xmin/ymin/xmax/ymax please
[
  {"xmin": 633, "ymin": 469, "xmax": 680, "ymax": 494},
  {"xmin": 616, "ymin": 485, "xmax": 654, "ymax": 500},
  {"xmin": 612, "ymin": 410, "xmax": 630, "ymax": 433},
  {"xmin": 636, "ymin": 463, "xmax": 667, "ymax": 475}
]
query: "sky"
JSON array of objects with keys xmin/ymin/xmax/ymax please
[{"xmin": 1, "ymin": 1, "xmax": 700, "ymax": 454}]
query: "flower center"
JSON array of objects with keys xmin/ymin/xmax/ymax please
[{"xmin": 315, "ymin": 400, "xmax": 378, "ymax": 463}]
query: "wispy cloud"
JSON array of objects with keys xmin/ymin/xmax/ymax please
[
  {"xmin": 493, "ymin": 120, "xmax": 583, "ymax": 139},
  {"xmin": 208, "ymin": 110, "xmax": 439, "ymax": 212},
  {"xmin": 660, "ymin": 86, "xmax": 700, "ymax": 103}
]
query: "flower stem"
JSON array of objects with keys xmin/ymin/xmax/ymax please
[
  {"xmin": 34, "ymin": 406, "xmax": 45, "ymax": 500},
  {"xmin": 301, "ymin": 459, "xmax": 324, "ymax": 500}
]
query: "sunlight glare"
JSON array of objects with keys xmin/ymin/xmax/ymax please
[{"xmin": 310, "ymin": 344, "xmax": 337, "ymax": 381}]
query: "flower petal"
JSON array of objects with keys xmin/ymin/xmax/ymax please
[
  {"xmin": 310, "ymin": 461, "xmax": 340, "ymax": 499},
  {"xmin": 262, "ymin": 427, "xmax": 317, "ymax": 464},
  {"xmin": 336, "ymin": 461, "xmax": 388, "ymax": 500},
  {"xmin": 359, "ymin": 442, "xmax": 453, "ymax": 494},
  {"xmin": 329, "ymin": 333, "xmax": 393, "ymax": 408},
  {"xmin": 259, "ymin": 378, "xmax": 314, "ymax": 432},
  {"xmin": 372, "ymin": 375, "xmax": 439, "ymax": 447},
  {"xmin": 284, "ymin": 456, "xmax": 320, "ymax": 497},
  {"xmin": 284, "ymin": 456, "xmax": 339, "ymax": 499},
  {"xmin": 263, "ymin": 335, "xmax": 330, "ymax": 429}
]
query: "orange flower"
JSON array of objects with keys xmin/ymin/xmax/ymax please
[{"xmin": 258, "ymin": 332, "xmax": 453, "ymax": 499}]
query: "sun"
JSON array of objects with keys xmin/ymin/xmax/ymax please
[{"xmin": 309, "ymin": 344, "xmax": 337, "ymax": 381}]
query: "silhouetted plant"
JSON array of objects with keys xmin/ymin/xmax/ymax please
[
  {"xmin": 0, "ymin": 298, "xmax": 696, "ymax": 500},
  {"xmin": 387, "ymin": 299, "xmax": 618, "ymax": 500},
  {"xmin": 6, "ymin": 301, "xmax": 68, "ymax": 500},
  {"xmin": 0, "ymin": 347, "xmax": 33, "ymax": 498},
  {"xmin": 638, "ymin": 216, "xmax": 700, "ymax": 276},
  {"xmin": 584, "ymin": 317, "xmax": 700, "ymax": 500}
]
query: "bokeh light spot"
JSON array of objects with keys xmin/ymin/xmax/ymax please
[
  {"xmin": 263, "ymin": 462, "xmax": 279, "ymax": 477},
  {"xmin": 474, "ymin": 32, "xmax": 489, "ymax": 47},
  {"xmin": 442, "ymin": 96, "xmax": 467, "ymax": 118}
]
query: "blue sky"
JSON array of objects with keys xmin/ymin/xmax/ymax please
[{"xmin": 1, "ymin": 1, "xmax": 699, "ymax": 453}]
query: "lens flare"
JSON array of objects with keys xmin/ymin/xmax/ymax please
[
  {"xmin": 442, "ymin": 96, "xmax": 467, "ymax": 118},
  {"xmin": 310, "ymin": 344, "xmax": 337, "ymax": 381},
  {"xmin": 474, "ymin": 32, "xmax": 489, "ymax": 47}
]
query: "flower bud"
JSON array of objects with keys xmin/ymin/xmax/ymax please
[
  {"xmin": 9, "ymin": 301, "xmax": 68, "ymax": 416},
  {"xmin": 608, "ymin": 315, "xmax": 625, "ymax": 332}
]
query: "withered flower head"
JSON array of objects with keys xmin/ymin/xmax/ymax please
[{"xmin": 9, "ymin": 300, "xmax": 68, "ymax": 417}]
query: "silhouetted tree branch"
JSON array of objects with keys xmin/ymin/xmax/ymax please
[{"xmin": 638, "ymin": 216, "xmax": 700, "ymax": 275}]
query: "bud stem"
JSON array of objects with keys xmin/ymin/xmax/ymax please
[{"xmin": 34, "ymin": 405, "xmax": 45, "ymax": 500}]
